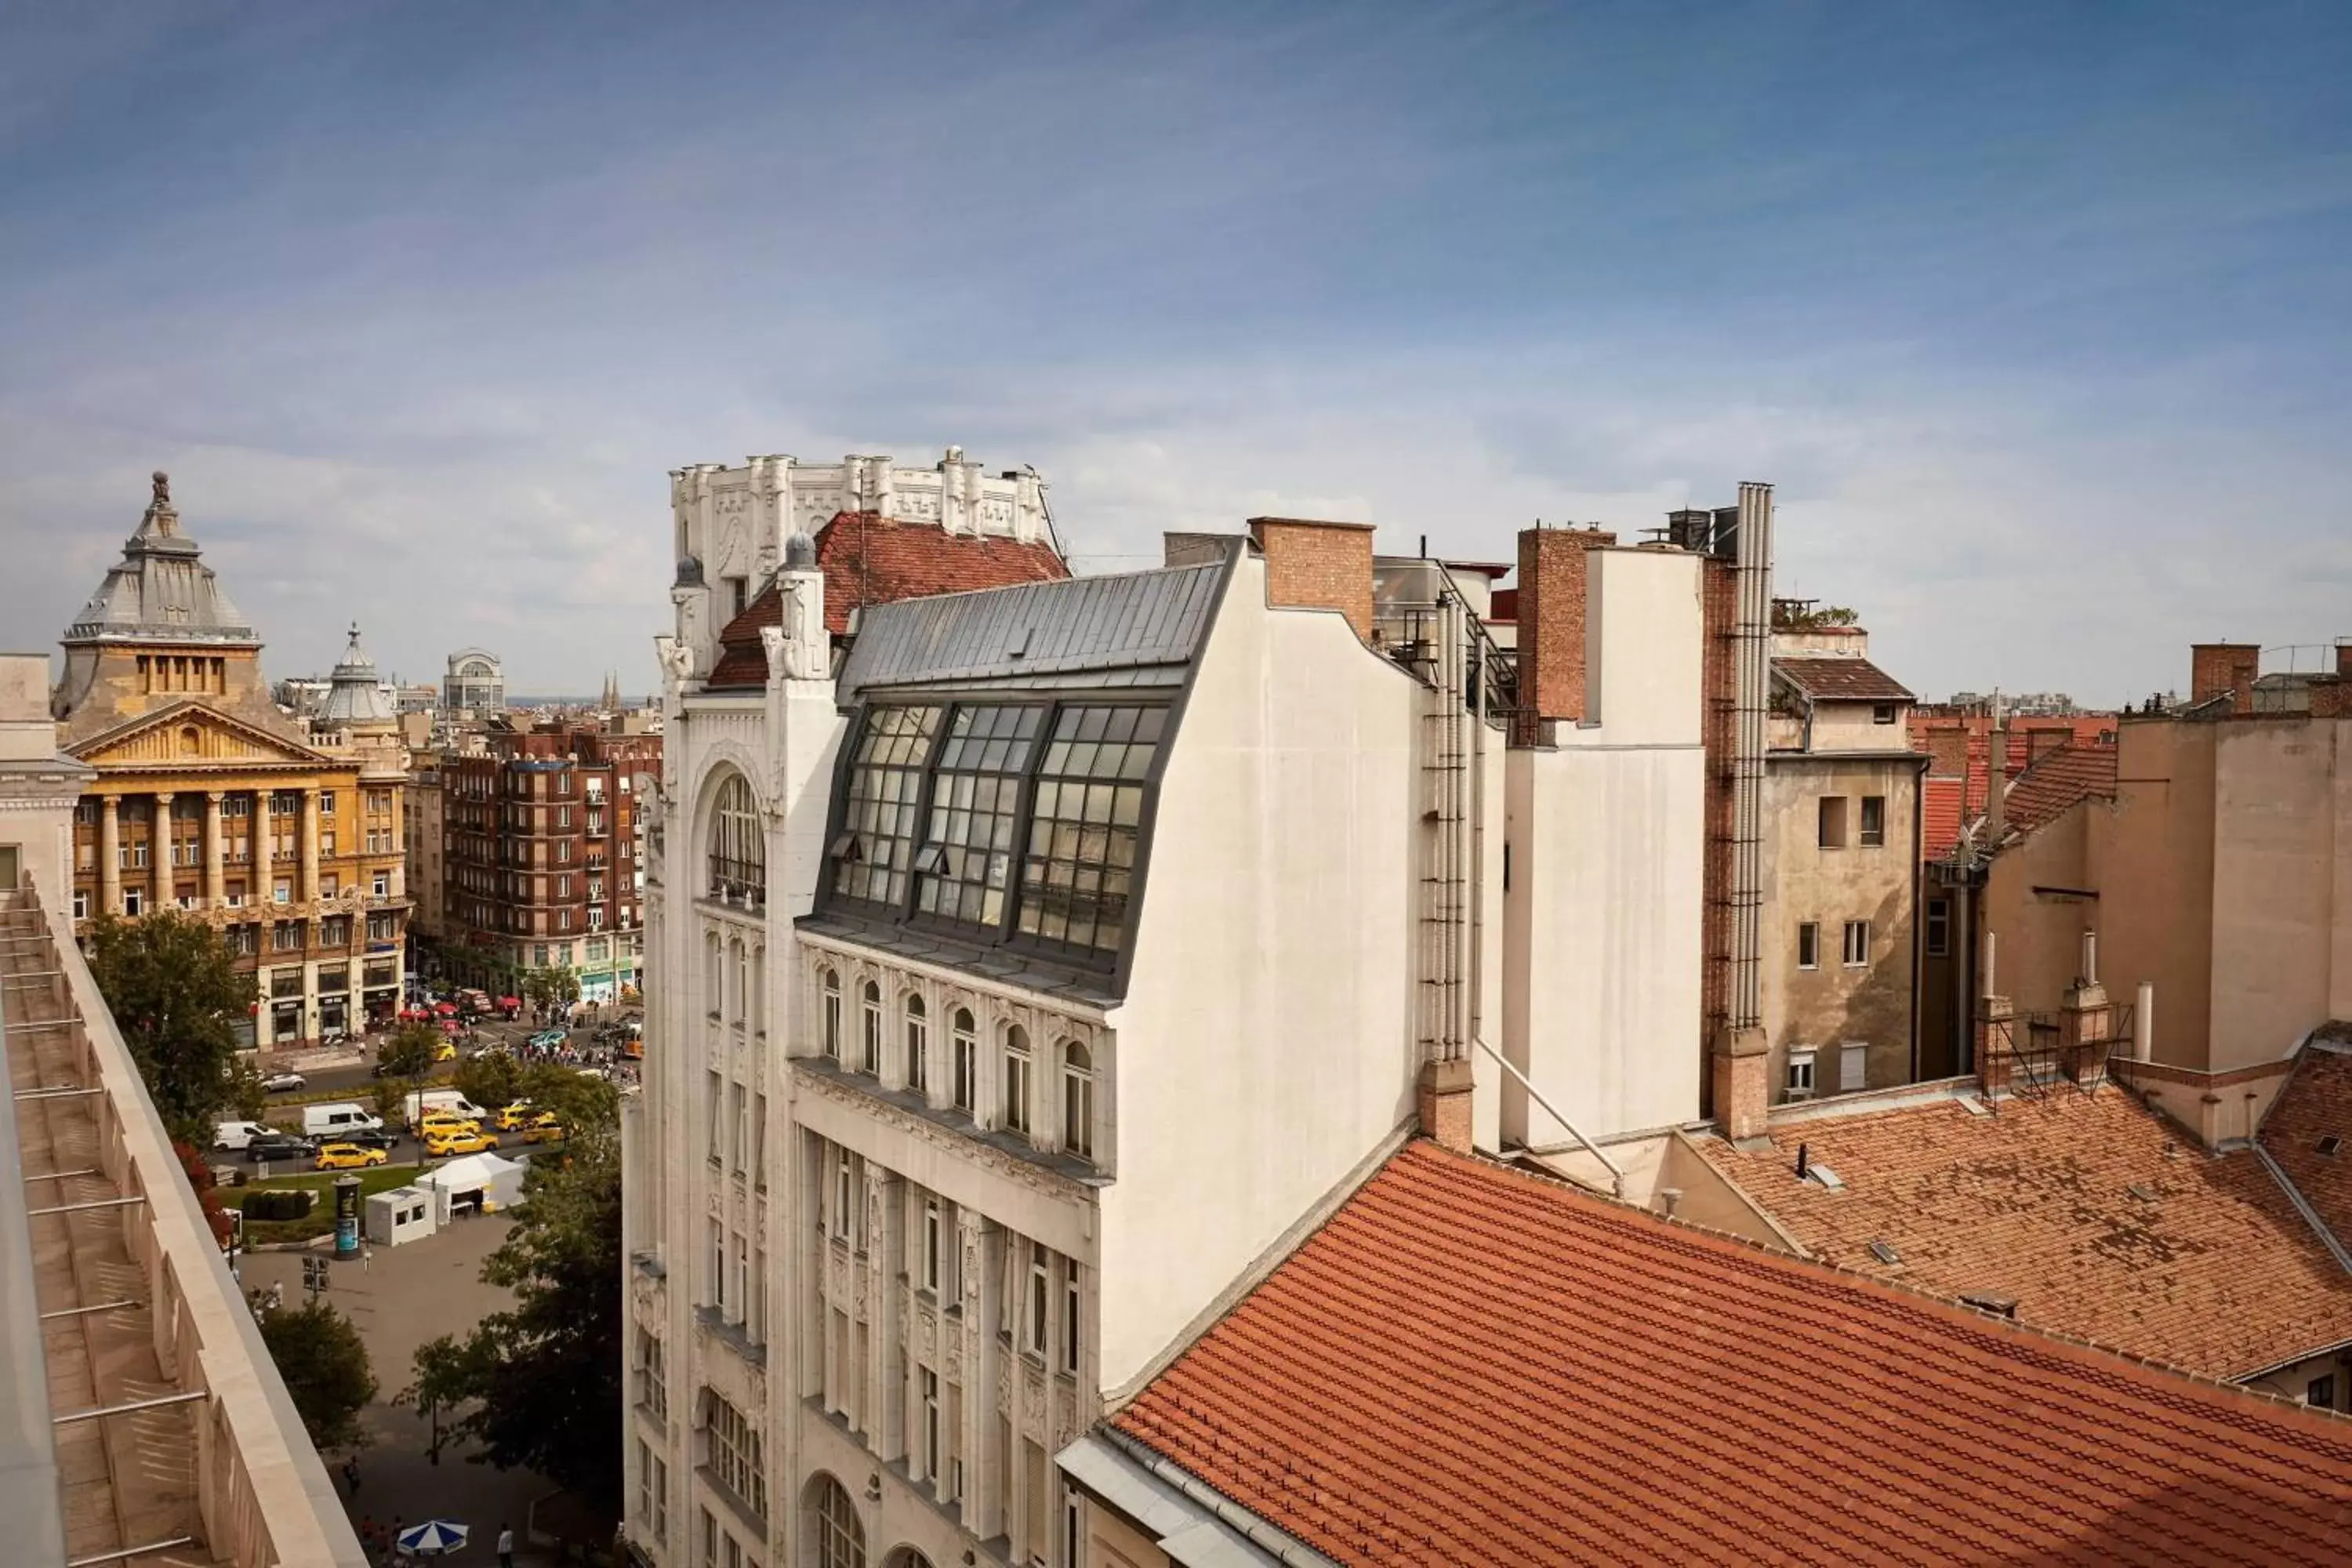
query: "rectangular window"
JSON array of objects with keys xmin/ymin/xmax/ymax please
[
  {"xmin": 706, "ymin": 1071, "xmax": 722, "ymax": 1162},
  {"xmin": 730, "ymin": 1082, "xmax": 747, "ymax": 1174},
  {"xmin": 320, "ymin": 873, "xmax": 339, "ymax": 898},
  {"xmin": 752, "ymin": 1091, "xmax": 767, "ymax": 1189},
  {"xmin": 72, "ymin": 890, "xmax": 89, "ymax": 920},
  {"xmin": 1817, "ymin": 796, "xmax": 1848, "ymax": 848},
  {"xmin": 1004, "ymin": 1034, "xmax": 1031, "ymax": 1137},
  {"xmin": 922, "ymin": 1367, "xmax": 942, "ymax": 1479},
  {"xmin": 274, "ymin": 877, "xmax": 291, "ymax": 905},
  {"xmin": 831, "ymin": 705, "xmax": 942, "ymax": 908},
  {"xmin": 833, "ymin": 1152, "xmax": 854, "ymax": 1240},
  {"xmin": 1926, "ymin": 898, "xmax": 1951, "ymax": 958},
  {"xmin": 1843, "ymin": 920, "xmax": 1871, "ymax": 967},
  {"xmin": 1062, "ymin": 1257, "xmax": 1081, "ymax": 1375},
  {"xmin": 1797, "ymin": 922, "xmax": 1819, "ymax": 971},
  {"xmin": 1018, "ymin": 705, "xmax": 1164, "ymax": 954},
  {"xmin": 1786, "ymin": 1050, "xmax": 1816, "ymax": 1098},
  {"xmin": 320, "ymin": 831, "xmax": 336, "ymax": 855},
  {"xmin": 906, "ymin": 1004, "xmax": 928, "ymax": 1094},
  {"xmin": 916, "ymin": 704, "xmax": 1044, "ymax": 928},
  {"xmin": 709, "ymin": 1219, "xmax": 726, "ymax": 1311},
  {"xmin": 637, "ymin": 1438, "xmax": 654, "ymax": 1528},
  {"xmin": 953, "ymin": 1023, "xmax": 977, "ymax": 1114},
  {"xmin": 699, "ymin": 1507, "xmax": 717, "ymax": 1568},
  {"xmin": 923, "ymin": 1198, "xmax": 942, "ymax": 1291},
  {"xmin": 2310, "ymin": 1374, "xmax": 2338, "ymax": 1410},
  {"xmin": 273, "ymin": 922, "xmax": 300, "ymax": 952},
  {"xmin": 1873, "ymin": 701, "xmax": 1898, "ymax": 724},
  {"xmin": 1027, "ymin": 1251, "xmax": 1049, "ymax": 1356},
  {"xmin": 1840, "ymin": 1041, "xmax": 1868, "ymax": 1093},
  {"xmin": 1859, "ymin": 795, "xmax": 1886, "ymax": 848}
]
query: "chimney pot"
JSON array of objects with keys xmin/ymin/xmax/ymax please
[{"xmin": 1246, "ymin": 517, "xmax": 1376, "ymax": 641}]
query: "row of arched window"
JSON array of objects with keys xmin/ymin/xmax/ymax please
[
  {"xmin": 818, "ymin": 966, "xmax": 1096, "ymax": 1161},
  {"xmin": 808, "ymin": 1472, "xmax": 937, "ymax": 1568}
]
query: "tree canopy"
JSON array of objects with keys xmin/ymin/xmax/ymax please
[
  {"xmin": 454, "ymin": 1049, "xmax": 524, "ymax": 1114},
  {"xmin": 84, "ymin": 910, "xmax": 256, "ymax": 1143},
  {"xmin": 259, "ymin": 1301, "xmax": 378, "ymax": 1452},
  {"xmin": 522, "ymin": 965, "xmax": 582, "ymax": 1014},
  {"xmin": 402, "ymin": 1073, "xmax": 622, "ymax": 1497}
]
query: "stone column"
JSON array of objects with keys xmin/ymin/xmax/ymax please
[
  {"xmin": 99, "ymin": 795, "xmax": 121, "ymax": 914},
  {"xmin": 152, "ymin": 792, "xmax": 176, "ymax": 911},
  {"xmin": 960, "ymin": 1212, "xmax": 1005, "ymax": 1542},
  {"xmin": 204, "ymin": 792, "xmax": 225, "ymax": 908},
  {"xmin": 866, "ymin": 1166, "xmax": 904, "ymax": 1462},
  {"xmin": 301, "ymin": 787, "xmax": 321, "ymax": 905},
  {"xmin": 255, "ymin": 789, "xmax": 274, "ymax": 903}
]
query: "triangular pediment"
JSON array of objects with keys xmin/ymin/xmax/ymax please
[{"xmin": 71, "ymin": 701, "xmax": 335, "ymax": 770}]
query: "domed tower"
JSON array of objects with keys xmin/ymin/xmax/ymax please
[{"xmin": 321, "ymin": 622, "xmax": 397, "ymax": 735}]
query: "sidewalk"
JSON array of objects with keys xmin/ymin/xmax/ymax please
[{"xmin": 238, "ymin": 1218, "xmax": 561, "ymax": 1564}]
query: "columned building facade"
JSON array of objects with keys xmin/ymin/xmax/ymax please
[{"xmin": 54, "ymin": 474, "xmax": 409, "ymax": 1045}]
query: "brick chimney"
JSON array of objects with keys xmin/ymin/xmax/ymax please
[
  {"xmin": 2338, "ymin": 641, "xmax": 2352, "ymax": 681},
  {"xmin": 2190, "ymin": 642, "xmax": 2259, "ymax": 710},
  {"xmin": 2026, "ymin": 726, "xmax": 2071, "ymax": 764},
  {"xmin": 1923, "ymin": 728, "xmax": 1969, "ymax": 776},
  {"xmin": 1247, "ymin": 518, "xmax": 1375, "ymax": 641},
  {"xmin": 1515, "ymin": 524, "xmax": 1617, "ymax": 745}
]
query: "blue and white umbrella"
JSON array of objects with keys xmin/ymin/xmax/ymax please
[{"xmin": 395, "ymin": 1519, "xmax": 470, "ymax": 1557}]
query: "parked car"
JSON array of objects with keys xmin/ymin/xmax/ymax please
[
  {"xmin": 260, "ymin": 1071, "xmax": 306, "ymax": 1094},
  {"xmin": 416, "ymin": 1113, "xmax": 481, "ymax": 1142},
  {"xmin": 314, "ymin": 1142, "xmax": 389, "ymax": 1171},
  {"xmin": 493, "ymin": 1102, "xmax": 534, "ymax": 1133},
  {"xmin": 212, "ymin": 1120, "xmax": 274, "ymax": 1152},
  {"xmin": 302, "ymin": 1102, "xmax": 383, "ymax": 1139},
  {"xmin": 434, "ymin": 1040, "xmax": 459, "ymax": 1062},
  {"xmin": 245, "ymin": 1134, "xmax": 314, "ymax": 1163},
  {"xmin": 527, "ymin": 1029, "xmax": 568, "ymax": 1051},
  {"xmin": 423, "ymin": 1127, "xmax": 498, "ymax": 1158},
  {"xmin": 521, "ymin": 1113, "xmax": 566, "ymax": 1145}
]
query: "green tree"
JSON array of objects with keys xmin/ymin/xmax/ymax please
[
  {"xmin": 369, "ymin": 1076, "xmax": 405, "ymax": 1124},
  {"xmin": 84, "ymin": 911, "xmax": 257, "ymax": 1143},
  {"xmin": 259, "ymin": 1301, "xmax": 378, "ymax": 1451},
  {"xmin": 455, "ymin": 1050, "xmax": 523, "ymax": 1115},
  {"xmin": 521, "ymin": 964, "xmax": 582, "ymax": 1017},
  {"xmin": 401, "ymin": 1116, "xmax": 622, "ymax": 1496},
  {"xmin": 514, "ymin": 1060, "xmax": 618, "ymax": 1135},
  {"xmin": 378, "ymin": 1022, "xmax": 439, "ymax": 1081},
  {"xmin": 227, "ymin": 1055, "xmax": 269, "ymax": 1123}
]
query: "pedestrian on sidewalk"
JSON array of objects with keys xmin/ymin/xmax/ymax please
[
  {"xmin": 497, "ymin": 1521, "xmax": 515, "ymax": 1568},
  {"xmin": 342, "ymin": 1454, "xmax": 361, "ymax": 1497}
]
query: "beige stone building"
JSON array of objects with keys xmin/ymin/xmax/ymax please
[
  {"xmin": 1760, "ymin": 621, "xmax": 1923, "ymax": 1103},
  {"xmin": 53, "ymin": 474, "xmax": 410, "ymax": 1045}
]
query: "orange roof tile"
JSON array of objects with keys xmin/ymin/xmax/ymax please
[
  {"xmin": 1999, "ymin": 742, "xmax": 2119, "ymax": 837},
  {"xmin": 1698, "ymin": 1091, "xmax": 2352, "ymax": 1379},
  {"xmin": 2260, "ymin": 1042, "xmax": 2352, "ymax": 1255},
  {"xmin": 1113, "ymin": 1142, "xmax": 2352, "ymax": 1566},
  {"xmin": 1922, "ymin": 775, "xmax": 1965, "ymax": 860},
  {"xmin": 706, "ymin": 511, "xmax": 1069, "ymax": 687}
]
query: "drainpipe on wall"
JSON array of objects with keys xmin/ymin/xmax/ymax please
[{"xmin": 1711, "ymin": 482, "xmax": 1773, "ymax": 1145}]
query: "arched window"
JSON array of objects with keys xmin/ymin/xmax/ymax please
[
  {"xmin": 812, "ymin": 1474, "xmax": 866, "ymax": 1568},
  {"xmin": 905, "ymin": 993, "xmax": 928, "ymax": 1094},
  {"xmin": 1062, "ymin": 1040, "xmax": 1094, "ymax": 1160},
  {"xmin": 885, "ymin": 1550, "xmax": 936, "ymax": 1568},
  {"xmin": 821, "ymin": 968, "xmax": 841, "ymax": 1059},
  {"xmin": 709, "ymin": 771, "xmax": 764, "ymax": 909},
  {"xmin": 1003, "ymin": 1023, "xmax": 1032, "ymax": 1138},
  {"xmin": 861, "ymin": 980, "xmax": 882, "ymax": 1074},
  {"xmin": 952, "ymin": 1007, "xmax": 977, "ymax": 1113}
]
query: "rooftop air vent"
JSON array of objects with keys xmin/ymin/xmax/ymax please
[
  {"xmin": 1867, "ymin": 1240, "xmax": 1901, "ymax": 1266},
  {"xmin": 1958, "ymin": 1290, "xmax": 2018, "ymax": 1320},
  {"xmin": 1807, "ymin": 1163, "xmax": 1845, "ymax": 1192},
  {"xmin": 2319, "ymin": 1135, "xmax": 2343, "ymax": 1159},
  {"xmin": 2127, "ymin": 1182, "xmax": 2159, "ymax": 1203}
]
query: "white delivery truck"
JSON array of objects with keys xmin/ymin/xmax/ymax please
[
  {"xmin": 213, "ymin": 1120, "xmax": 273, "ymax": 1152},
  {"xmin": 303, "ymin": 1102, "xmax": 385, "ymax": 1138},
  {"xmin": 404, "ymin": 1088, "xmax": 489, "ymax": 1125}
]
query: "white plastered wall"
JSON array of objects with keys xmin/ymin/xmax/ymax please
[
  {"xmin": 1502, "ymin": 547, "xmax": 1706, "ymax": 1144},
  {"xmin": 1100, "ymin": 553, "xmax": 1421, "ymax": 1392}
]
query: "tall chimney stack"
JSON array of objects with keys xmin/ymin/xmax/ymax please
[
  {"xmin": 1514, "ymin": 523, "xmax": 1617, "ymax": 745},
  {"xmin": 2190, "ymin": 642, "xmax": 2259, "ymax": 710},
  {"xmin": 1247, "ymin": 517, "xmax": 1377, "ymax": 642}
]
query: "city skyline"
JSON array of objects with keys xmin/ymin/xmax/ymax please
[{"xmin": 4, "ymin": 2, "xmax": 2348, "ymax": 700}]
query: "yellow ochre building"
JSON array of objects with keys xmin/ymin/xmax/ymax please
[{"xmin": 54, "ymin": 472, "xmax": 409, "ymax": 1047}]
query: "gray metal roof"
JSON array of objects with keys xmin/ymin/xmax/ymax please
[
  {"xmin": 64, "ymin": 477, "xmax": 259, "ymax": 646},
  {"xmin": 321, "ymin": 623, "xmax": 396, "ymax": 725},
  {"xmin": 840, "ymin": 556, "xmax": 1229, "ymax": 698}
]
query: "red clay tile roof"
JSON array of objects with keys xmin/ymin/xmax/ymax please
[
  {"xmin": 2259, "ymin": 1043, "xmax": 2352, "ymax": 1256},
  {"xmin": 1113, "ymin": 1141, "xmax": 2352, "ymax": 1566},
  {"xmin": 1907, "ymin": 713, "xmax": 2120, "ymax": 832},
  {"xmin": 1922, "ymin": 774, "xmax": 1966, "ymax": 859},
  {"xmin": 1773, "ymin": 655, "xmax": 1914, "ymax": 702},
  {"xmin": 1998, "ymin": 742, "xmax": 2119, "ymax": 838},
  {"xmin": 1697, "ymin": 1091, "xmax": 2352, "ymax": 1380},
  {"xmin": 705, "ymin": 511, "xmax": 1069, "ymax": 688}
]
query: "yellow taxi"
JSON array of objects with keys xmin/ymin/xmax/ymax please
[
  {"xmin": 416, "ymin": 1112, "xmax": 481, "ymax": 1140},
  {"xmin": 423, "ymin": 1127, "xmax": 499, "ymax": 1158},
  {"xmin": 493, "ymin": 1102, "xmax": 534, "ymax": 1133},
  {"xmin": 314, "ymin": 1142, "xmax": 389, "ymax": 1171},
  {"xmin": 434, "ymin": 1041, "xmax": 459, "ymax": 1062},
  {"xmin": 521, "ymin": 1112, "xmax": 567, "ymax": 1145}
]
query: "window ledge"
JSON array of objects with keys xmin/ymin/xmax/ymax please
[{"xmin": 692, "ymin": 1305, "xmax": 768, "ymax": 1370}]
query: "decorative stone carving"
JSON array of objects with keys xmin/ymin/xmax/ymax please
[
  {"xmin": 655, "ymin": 634, "xmax": 695, "ymax": 685},
  {"xmin": 1022, "ymin": 1366, "xmax": 1046, "ymax": 1426},
  {"xmin": 793, "ymin": 1062, "xmax": 1091, "ymax": 1204}
]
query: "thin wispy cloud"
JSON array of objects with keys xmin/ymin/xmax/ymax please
[{"xmin": 2, "ymin": 1, "xmax": 2347, "ymax": 699}]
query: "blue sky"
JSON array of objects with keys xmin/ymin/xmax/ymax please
[{"xmin": 3, "ymin": 1, "xmax": 2347, "ymax": 700}]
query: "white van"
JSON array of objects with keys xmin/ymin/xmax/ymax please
[
  {"xmin": 404, "ymin": 1089, "xmax": 488, "ymax": 1125},
  {"xmin": 302, "ymin": 1102, "xmax": 384, "ymax": 1138},
  {"xmin": 213, "ymin": 1120, "xmax": 273, "ymax": 1152}
]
